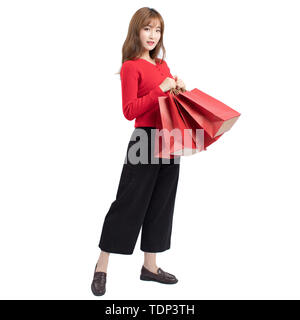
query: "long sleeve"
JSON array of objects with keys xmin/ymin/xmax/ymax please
[{"xmin": 120, "ymin": 61, "xmax": 165, "ymax": 121}]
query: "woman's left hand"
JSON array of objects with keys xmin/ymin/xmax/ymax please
[{"xmin": 174, "ymin": 75, "xmax": 186, "ymax": 90}]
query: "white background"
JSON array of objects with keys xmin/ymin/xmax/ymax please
[{"xmin": 1, "ymin": 0, "xmax": 299, "ymax": 300}]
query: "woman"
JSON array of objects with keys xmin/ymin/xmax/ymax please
[{"xmin": 91, "ymin": 7, "xmax": 186, "ymax": 296}]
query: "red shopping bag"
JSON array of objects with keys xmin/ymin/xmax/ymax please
[
  {"xmin": 175, "ymin": 88, "xmax": 241, "ymax": 138},
  {"xmin": 155, "ymin": 92, "xmax": 204, "ymax": 158},
  {"xmin": 170, "ymin": 92, "xmax": 223, "ymax": 150},
  {"xmin": 155, "ymin": 87, "xmax": 241, "ymax": 158}
]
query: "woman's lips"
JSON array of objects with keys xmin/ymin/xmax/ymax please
[{"xmin": 147, "ymin": 41, "xmax": 154, "ymax": 45}]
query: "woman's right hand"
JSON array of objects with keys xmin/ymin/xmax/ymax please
[{"xmin": 159, "ymin": 77, "xmax": 177, "ymax": 92}]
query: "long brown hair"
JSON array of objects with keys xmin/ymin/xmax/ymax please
[{"xmin": 115, "ymin": 7, "xmax": 166, "ymax": 75}]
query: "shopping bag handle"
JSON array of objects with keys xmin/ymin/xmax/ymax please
[{"xmin": 169, "ymin": 87, "xmax": 187, "ymax": 96}]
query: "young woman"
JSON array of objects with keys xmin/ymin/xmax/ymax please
[{"xmin": 91, "ymin": 7, "xmax": 186, "ymax": 296}]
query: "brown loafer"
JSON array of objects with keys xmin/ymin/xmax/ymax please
[
  {"xmin": 140, "ymin": 265, "xmax": 178, "ymax": 284},
  {"xmin": 91, "ymin": 263, "xmax": 107, "ymax": 296}
]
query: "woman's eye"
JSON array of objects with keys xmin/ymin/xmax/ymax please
[{"xmin": 144, "ymin": 28, "xmax": 160, "ymax": 32}]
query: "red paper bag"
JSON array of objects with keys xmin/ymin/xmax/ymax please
[
  {"xmin": 170, "ymin": 92, "xmax": 223, "ymax": 150},
  {"xmin": 176, "ymin": 88, "xmax": 241, "ymax": 138},
  {"xmin": 155, "ymin": 94, "xmax": 204, "ymax": 158},
  {"xmin": 155, "ymin": 88, "xmax": 241, "ymax": 158}
]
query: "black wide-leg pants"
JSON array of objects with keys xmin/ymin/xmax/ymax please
[{"xmin": 98, "ymin": 127, "xmax": 181, "ymax": 255}]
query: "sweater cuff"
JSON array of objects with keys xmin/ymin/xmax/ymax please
[{"xmin": 149, "ymin": 85, "xmax": 166, "ymax": 101}]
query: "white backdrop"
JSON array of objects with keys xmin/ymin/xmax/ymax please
[{"xmin": 1, "ymin": 0, "xmax": 299, "ymax": 299}]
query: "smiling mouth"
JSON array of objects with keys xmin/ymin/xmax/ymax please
[{"xmin": 147, "ymin": 41, "xmax": 155, "ymax": 45}]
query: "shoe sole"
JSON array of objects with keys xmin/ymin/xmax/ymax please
[
  {"xmin": 140, "ymin": 274, "xmax": 178, "ymax": 284},
  {"xmin": 91, "ymin": 283, "xmax": 106, "ymax": 296}
]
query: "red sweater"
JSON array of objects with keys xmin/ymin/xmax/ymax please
[{"xmin": 120, "ymin": 58, "xmax": 174, "ymax": 127}]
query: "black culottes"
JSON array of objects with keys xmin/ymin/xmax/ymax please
[{"xmin": 98, "ymin": 127, "xmax": 181, "ymax": 254}]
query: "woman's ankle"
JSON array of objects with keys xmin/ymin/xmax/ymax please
[
  {"xmin": 143, "ymin": 263, "xmax": 158, "ymax": 274},
  {"xmin": 96, "ymin": 264, "xmax": 107, "ymax": 273},
  {"xmin": 96, "ymin": 251, "xmax": 109, "ymax": 272}
]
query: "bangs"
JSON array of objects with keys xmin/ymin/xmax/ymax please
[{"xmin": 144, "ymin": 18, "xmax": 161, "ymax": 29}]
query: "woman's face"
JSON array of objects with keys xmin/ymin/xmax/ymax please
[{"xmin": 139, "ymin": 19, "xmax": 161, "ymax": 52}]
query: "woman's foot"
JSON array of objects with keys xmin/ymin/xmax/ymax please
[
  {"xmin": 140, "ymin": 265, "xmax": 178, "ymax": 284},
  {"xmin": 91, "ymin": 263, "xmax": 107, "ymax": 296}
]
